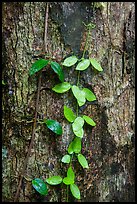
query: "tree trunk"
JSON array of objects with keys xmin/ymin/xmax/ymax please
[{"xmin": 2, "ymin": 2, "xmax": 135, "ymax": 202}]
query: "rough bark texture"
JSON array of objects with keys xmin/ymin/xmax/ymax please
[{"xmin": 2, "ymin": 2, "xmax": 135, "ymax": 202}]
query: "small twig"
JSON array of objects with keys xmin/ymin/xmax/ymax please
[
  {"xmin": 14, "ymin": 72, "xmax": 42, "ymax": 202},
  {"xmin": 14, "ymin": 2, "xmax": 49, "ymax": 202}
]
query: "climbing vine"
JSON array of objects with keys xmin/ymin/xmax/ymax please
[{"xmin": 29, "ymin": 22, "xmax": 103, "ymax": 201}]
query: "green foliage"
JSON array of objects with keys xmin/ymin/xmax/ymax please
[
  {"xmin": 46, "ymin": 176, "xmax": 62, "ymax": 185},
  {"xmin": 90, "ymin": 58, "xmax": 103, "ymax": 71},
  {"xmin": 2, "ymin": 80, "xmax": 6, "ymax": 85},
  {"xmin": 76, "ymin": 59, "xmax": 90, "ymax": 71},
  {"xmin": 30, "ymin": 20, "xmax": 103, "ymax": 202},
  {"xmin": 44, "ymin": 119, "xmax": 63, "ymax": 135},
  {"xmin": 68, "ymin": 141, "xmax": 74, "ymax": 154},
  {"xmin": 72, "ymin": 117, "xmax": 84, "ymax": 132},
  {"xmin": 63, "ymin": 167, "xmax": 75, "ymax": 185},
  {"xmin": 50, "ymin": 61, "xmax": 64, "ymax": 82},
  {"xmin": 64, "ymin": 106, "xmax": 76, "ymax": 122},
  {"xmin": 77, "ymin": 154, "xmax": 89, "ymax": 169},
  {"xmin": 83, "ymin": 115, "xmax": 96, "ymax": 126},
  {"xmin": 67, "ymin": 166, "xmax": 75, "ymax": 180},
  {"xmin": 83, "ymin": 88, "xmax": 96, "ymax": 101},
  {"xmin": 62, "ymin": 56, "xmax": 78, "ymax": 67},
  {"xmin": 29, "ymin": 59, "xmax": 49, "ymax": 76},
  {"xmin": 70, "ymin": 183, "xmax": 80, "ymax": 199},
  {"xmin": 52, "ymin": 82, "xmax": 71, "ymax": 93},
  {"xmin": 32, "ymin": 178, "xmax": 48, "ymax": 195},
  {"xmin": 71, "ymin": 85, "xmax": 86, "ymax": 106},
  {"xmin": 73, "ymin": 128, "xmax": 84, "ymax": 138},
  {"xmin": 61, "ymin": 154, "xmax": 71, "ymax": 163},
  {"xmin": 72, "ymin": 117, "xmax": 84, "ymax": 138},
  {"xmin": 72, "ymin": 137, "xmax": 81, "ymax": 153},
  {"xmin": 63, "ymin": 177, "xmax": 74, "ymax": 185},
  {"xmin": 29, "ymin": 59, "xmax": 64, "ymax": 82}
]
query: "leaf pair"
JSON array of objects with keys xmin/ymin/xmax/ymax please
[
  {"xmin": 63, "ymin": 166, "xmax": 75, "ymax": 185},
  {"xmin": 29, "ymin": 59, "xmax": 64, "ymax": 82},
  {"xmin": 67, "ymin": 141, "xmax": 89, "ymax": 169},
  {"xmin": 72, "ymin": 85, "xmax": 96, "ymax": 107},
  {"xmin": 63, "ymin": 167, "xmax": 80, "ymax": 199},
  {"xmin": 62, "ymin": 56, "xmax": 90, "ymax": 71},
  {"xmin": 72, "ymin": 115, "xmax": 96, "ymax": 137},
  {"xmin": 32, "ymin": 176, "xmax": 62, "ymax": 196},
  {"xmin": 68, "ymin": 137, "xmax": 81, "ymax": 154},
  {"xmin": 75, "ymin": 58, "xmax": 103, "ymax": 72},
  {"xmin": 62, "ymin": 55, "xmax": 103, "ymax": 72},
  {"xmin": 64, "ymin": 106, "xmax": 96, "ymax": 138},
  {"xmin": 72, "ymin": 117, "xmax": 84, "ymax": 138}
]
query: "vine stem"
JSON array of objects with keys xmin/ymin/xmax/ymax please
[
  {"xmin": 76, "ymin": 71, "xmax": 80, "ymax": 116},
  {"xmin": 67, "ymin": 185, "xmax": 69, "ymax": 202},
  {"xmin": 76, "ymin": 24, "xmax": 91, "ymax": 117},
  {"xmin": 14, "ymin": 3, "xmax": 49, "ymax": 202}
]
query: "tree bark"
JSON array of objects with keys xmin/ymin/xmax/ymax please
[{"xmin": 2, "ymin": 2, "xmax": 135, "ymax": 202}]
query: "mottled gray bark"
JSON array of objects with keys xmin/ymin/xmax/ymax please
[{"xmin": 2, "ymin": 2, "xmax": 135, "ymax": 202}]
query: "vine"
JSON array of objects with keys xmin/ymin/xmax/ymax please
[
  {"xmin": 14, "ymin": 3, "xmax": 103, "ymax": 201},
  {"xmin": 29, "ymin": 21, "xmax": 103, "ymax": 201}
]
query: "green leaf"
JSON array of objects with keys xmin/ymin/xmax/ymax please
[
  {"xmin": 71, "ymin": 85, "xmax": 86, "ymax": 106},
  {"xmin": 61, "ymin": 154, "xmax": 71, "ymax": 163},
  {"xmin": 50, "ymin": 61, "xmax": 64, "ymax": 82},
  {"xmin": 72, "ymin": 137, "xmax": 81, "ymax": 153},
  {"xmin": 67, "ymin": 167, "xmax": 75, "ymax": 181},
  {"xmin": 90, "ymin": 58, "xmax": 103, "ymax": 72},
  {"xmin": 83, "ymin": 88, "xmax": 96, "ymax": 102},
  {"xmin": 62, "ymin": 56, "xmax": 78, "ymax": 67},
  {"xmin": 73, "ymin": 128, "xmax": 84, "ymax": 138},
  {"xmin": 32, "ymin": 178, "xmax": 48, "ymax": 195},
  {"xmin": 72, "ymin": 117, "xmax": 84, "ymax": 132},
  {"xmin": 52, "ymin": 82, "xmax": 71, "ymax": 93},
  {"xmin": 83, "ymin": 115, "xmax": 96, "ymax": 126},
  {"xmin": 63, "ymin": 167, "xmax": 75, "ymax": 185},
  {"xmin": 44, "ymin": 119, "xmax": 63, "ymax": 135},
  {"xmin": 29, "ymin": 59, "xmax": 49, "ymax": 76},
  {"xmin": 63, "ymin": 177, "xmax": 74, "ymax": 185},
  {"xmin": 70, "ymin": 183, "xmax": 80, "ymax": 199},
  {"xmin": 64, "ymin": 106, "xmax": 76, "ymax": 122},
  {"xmin": 68, "ymin": 141, "xmax": 74, "ymax": 154},
  {"xmin": 46, "ymin": 176, "xmax": 62, "ymax": 185},
  {"xmin": 77, "ymin": 154, "xmax": 89, "ymax": 169},
  {"xmin": 2, "ymin": 80, "xmax": 6, "ymax": 85},
  {"xmin": 77, "ymin": 99, "xmax": 86, "ymax": 107},
  {"xmin": 76, "ymin": 59, "xmax": 90, "ymax": 71}
]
